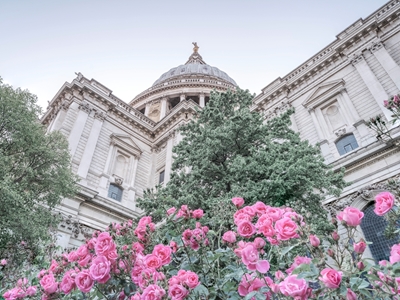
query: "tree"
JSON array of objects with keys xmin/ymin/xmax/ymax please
[
  {"xmin": 138, "ymin": 88, "xmax": 346, "ymax": 233},
  {"xmin": 0, "ymin": 78, "xmax": 77, "ymax": 259}
]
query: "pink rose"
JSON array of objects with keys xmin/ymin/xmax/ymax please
[
  {"xmin": 192, "ymin": 209, "xmax": 204, "ymax": 219},
  {"xmin": 95, "ymin": 232, "xmax": 116, "ymax": 257},
  {"xmin": 176, "ymin": 205, "xmax": 191, "ymax": 219},
  {"xmin": 40, "ymin": 273, "xmax": 58, "ymax": 294},
  {"xmin": 237, "ymin": 220, "xmax": 256, "ymax": 237},
  {"xmin": 331, "ymin": 231, "xmax": 339, "ymax": 241},
  {"xmin": 185, "ymin": 271, "xmax": 200, "ymax": 289},
  {"xmin": 89, "ymin": 256, "xmax": 111, "ymax": 284},
  {"xmin": 390, "ymin": 243, "xmax": 400, "ymax": 264},
  {"xmin": 275, "ymin": 270, "xmax": 285, "ymax": 280},
  {"xmin": 167, "ymin": 207, "xmax": 176, "ymax": 216},
  {"xmin": 222, "ymin": 231, "xmax": 237, "ymax": 243},
  {"xmin": 145, "ymin": 254, "xmax": 162, "ymax": 269},
  {"xmin": 319, "ymin": 268, "xmax": 342, "ymax": 289},
  {"xmin": 241, "ymin": 244, "xmax": 270, "ymax": 273},
  {"xmin": 168, "ymin": 284, "xmax": 188, "ymax": 300},
  {"xmin": 346, "ymin": 288, "xmax": 357, "ymax": 300},
  {"xmin": 68, "ymin": 251, "xmax": 79, "ymax": 262},
  {"xmin": 309, "ymin": 235, "xmax": 320, "ymax": 247},
  {"xmin": 279, "ymin": 275, "xmax": 308, "ymax": 299},
  {"xmin": 238, "ymin": 273, "xmax": 266, "ymax": 297},
  {"xmin": 357, "ymin": 261, "xmax": 365, "ymax": 270},
  {"xmin": 275, "ymin": 217, "xmax": 299, "ymax": 241},
  {"xmin": 26, "ymin": 286, "xmax": 37, "ymax": 296},
  {"xmin": 152, "ymin": 244, "xmax": 172, "ymax": 266},
  {"xmin": 60, "ymin": 270, "xmax": 76, "ymax": 294},
  {"xmin": 141, "ymin": 284, "xmax": 166, "ymax": 300},
  {"xmin": 353, "ymin": 240, "xmax": 367, "ymax": 254},
  {"xmin": 170, "ymin": 241, "xmax": 178, "ymax": 253},
  {"xmin": 265, "ymin": 207, "xmax": 283, "ymax": 221},
  {"xmin": 286, "ymin": 256, "xmax": 311, "ymax": 275},
  {"xmin": 75, "ymin": 270, "xmax": 94, "ymax": 293},
  {"xmin": 374, "ymin": 192, "xmax": 395, "ymax": 216},
  {"xmin": 253, "ymin": 237, "xmax": 266, "ymax": 250},
  {"xmin": 232, "ymin": 197, "xmax": 244, "ymax": 208},
  {"xmin": 338, "ymin": 207, "xmax": 364, "ymax": 227},
  {"xmin": 0, "ymin": 259, "xmax": 7, "ymax": 266},
  {"xmin": 252, "ymin": 201, "xmax": 268, "ymax": 216}
]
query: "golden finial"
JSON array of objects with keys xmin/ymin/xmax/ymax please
[{"xmin": 192, "ymin": 42, "xmax": 199, "ymax": 53}]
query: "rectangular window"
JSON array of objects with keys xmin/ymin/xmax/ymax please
[{"xmin": 159, "ymin": 170, "xmax": 165, "ymax": 184}]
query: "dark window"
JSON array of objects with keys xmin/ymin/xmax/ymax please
[
  {"xmin": 169, "ymin": 97, "xmax": 180, "ymax": 109},
  {"xmin": 187, "ymin": 96, "xmax": 199, "ymax": 105},
  {"xmin": 108, "ymin": 184, "xmax": 123, "ymax": 201},
  {"xmin": 360, "ymin": 204, "xmax": 399, "ymax": 262},
  {"xmin": 139, "ymin": 107, "xmax": 145, "ymax": 114},
  {"xmin": 159, "ymin": 170, "xmax": 165, "ymax": 184},
  {"xmin": 335, "ymin": 134, "xmax": 359, "ymax": 155}
]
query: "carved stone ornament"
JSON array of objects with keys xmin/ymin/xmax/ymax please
[
  {"xmin": 264, "ymin": 100, "xmax": 292, "ymax": 121},
  {"xmin": 113, "ymin": 175, "xmax": 124, "ymax": 186},
  {"xmin": 94, "ymin": 111, "xmax": 106, "ymax": 121},
  {"xmin": 325, "ymin": 175, "xmax": 400, "ymax": 215},
  {"xmin": 58, "ymin": 213, "xmax": 93, "ymax": 239},
  {"xmin": 78, "ymin": 101, "xmax": 92, "ymax": 114},
  {"xmin": 369, "ymin": 41, "xmax": 384, "ymax": 53},
  {"xmin": 350, "ymin": 54, "xmax": 364, "ymax": 66},
  {"xmin": 334, "ymin": 127, "xmax": 347, "ymax": 137}
]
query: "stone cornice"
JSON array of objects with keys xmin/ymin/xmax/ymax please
[
  {"xmin": 253, "ymin": 0, "xmax": 400, "ymax": 109},
  {"xmin": 130, "ymin": 77, "xmax": 236, "ymax": 106}
]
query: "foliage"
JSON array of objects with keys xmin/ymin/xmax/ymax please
[
  {"xmin": 3, "ymin": 192, "xmax": 400, "ymax": 299},
  {"xmin": 138, "ymin": 88, "xmax": 346, "ymax": 234},
  {"xmin": 0, "ymin": 79, "xmax": 77, "ymax": 265}
]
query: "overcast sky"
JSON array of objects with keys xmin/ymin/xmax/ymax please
[{"xmin": 1, "ymin": 0, "xmax": 389, "ymax": 110}]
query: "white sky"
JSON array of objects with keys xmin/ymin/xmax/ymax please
[{"xmin": 0, "ymin": 0, "xmax": 389, "ymax": 110}]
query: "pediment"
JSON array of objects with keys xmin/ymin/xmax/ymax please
[
  {"xmin": 110, "ymin": 134, "xmax": 142, "ymax": 158},
  {"xmin": 303, "ymin": 79, "xmax": 345, "ymax": 109}
]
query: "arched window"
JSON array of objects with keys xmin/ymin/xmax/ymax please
[
  {"xmin": 335, "ymin": 134, "xmax": 359, "ymax": 155},
  {"xmin": 360, "ymin": 204, "xmax": 399, "ymax": 262},
  {"xmin": 108, "ymin": 184, "xmax": 123, "ymax": 201}
]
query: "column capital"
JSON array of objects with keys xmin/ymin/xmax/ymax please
[
  {"xmin": 351, "ymin": 54, "xmax": 364, "ymax": 66},
  {"xmin": 369, "ymin": 41, "xmax": 384, "ymax": 53},
  {"xmin": 78, "ymin": 101, "xmax": 92, "ymax": 114}
]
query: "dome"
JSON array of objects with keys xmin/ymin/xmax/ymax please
[{"xmin": 152, "ymin": 43, "xmax": 237, "ymax": 87}]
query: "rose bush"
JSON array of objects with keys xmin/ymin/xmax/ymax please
[{"xmin": 2, "ymin": 193, "xmax": 400, "ymax": 299}]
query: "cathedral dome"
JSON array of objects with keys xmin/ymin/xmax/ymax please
[{"xmin": 152, "ymin": 43, "xmax": 237, "ymax": 87}]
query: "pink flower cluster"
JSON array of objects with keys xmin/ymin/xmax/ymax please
[
  {"xmin": 181, "ymin": 222, "xmax": 209, "ymax": 251},
  {"xmin": 384, "ymin": 94, "xmax": 400, "ymax": 110},
  {"xmin": 3, "ymin": 278, "xmax": 36, "ymax": 300},
  {"xmin": 134, "ymin": 216, "xmax": 156, "ymax": 241},
  {"xmin": 233, "ymin": 201, "xmax": 301, "ymax": 245},
  {"xmin": 167, "ymin": 205, "xmax": 204, "ymax": 220},
  {"xmin": 168, "ymin": 270, "xmax": 200, "ymax": 300},
  {"xmin": 234, "ymin": 239, "xmax": 270, "ymax": 273}
]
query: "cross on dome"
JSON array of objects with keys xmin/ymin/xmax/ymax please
[{"xmin": 185, "ymin": 42, "xmax": 206, "ymax": 65}]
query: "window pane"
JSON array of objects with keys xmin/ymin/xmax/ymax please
[
  {"xmin": 108, "ymin": 184, "xmax": 122, "ymax": 201},
  {"xmin": 335, "ymin": 134, "xmax": 359, "ymax": 156},
  {"xmin": 159, "ymin": 170, "xmax": 165, "ymax": 184},
  {"xmin": 360, "ymin": 204, "xmax": 399, "ymax": 262}
]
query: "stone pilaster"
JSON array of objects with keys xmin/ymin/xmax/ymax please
[
  {"xmin": 351, "ymin": 53, "xmax": 392, "ymax": 120},
  {"xmin": 68, "ymin": 101, "xmax": 92, "ymax": 157}
]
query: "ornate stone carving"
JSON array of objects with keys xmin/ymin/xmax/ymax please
[
  {"xmin": 369, "ymin": 41, "xmax": 384, "ymax": 53},
  {"xmin": 78, "ymin": 101, "xmax": 92, "ymax": 114},
  {"xmin": 113, "ymin": 175, "xmax": 124, "ymax": 186},
  {"xmin": 325, "ymin": 175, "xmax": 400, "ymax": 215},
  {"xmin": 58, "ymin": 213, "xmax": 93, "ymax": 239},
  {"xmin": 94, "ymin": 111, "xmax": 106, "ymax": 121},
  {"xmin": 264, "ymin": 100, "xmax": 292, "ymax": 121},
  {"xmin": 351, "ymin": 54, "xmax": 364, "ymax": 66},
  {"xmin": 334, "ymin": 127, "xmax": 347, "ymax": 137}
]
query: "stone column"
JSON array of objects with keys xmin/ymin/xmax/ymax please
[
  {"xmin": 369, "ymin": 42, "xmax": 400, "ymax": 91},
  {"xmin": 98, "ymin": 142, "xmax": 115, "ymax": 197},
  {"xmin": 309, "ymin": 109, "xmax": 334, "ymax": 162},
  {"xmin": 180, "ymin": 94, "xmax": 186, "ymax": 102},
  {"xmin": 77, "ymin": 111, "xmax": 105, "ymax": 180},
  {"xmin": 68, "ymin": 102, "xmax": 92, "ymax": 157},
  {"xmin": 351, "ymin": 54, "xmax": 392, "ymax": 120},
  {"xmin": 164, "ymin": 134, "xmax": 174, "ymax": 184},
  {"xmin": 144, "ymin": 103, "xmax": 151, "ymax": 117},
  {"xmin": 49, "ymin": 101, "xmax": 69, "ymax": 132},
  {"xmin": 160, "ymin": 97, "xmax": 167, "ymax": 119},
  {"xmin": 199, "ymin": 93, "xmax": 205, "ymax": 108}
]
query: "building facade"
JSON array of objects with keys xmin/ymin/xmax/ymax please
[{"xmin": 42, "ymin": 1, "xmax": 400, "ymax": 260}]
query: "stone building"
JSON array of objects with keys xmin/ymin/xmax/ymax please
[{"xmin": 42, "ymin": 1, "xmax": 400, "ymax": 260}]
